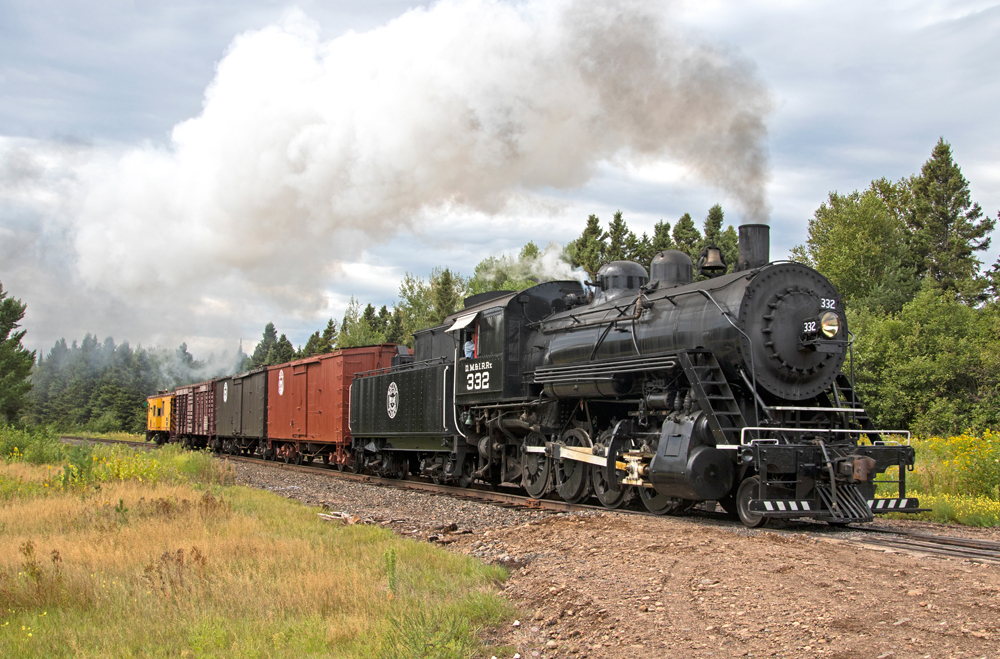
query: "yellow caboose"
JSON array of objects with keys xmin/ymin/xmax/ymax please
[{"xmin": 146, "ymin": 392, "xmax": 173, "ymax": 445}]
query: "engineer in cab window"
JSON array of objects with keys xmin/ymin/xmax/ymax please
[{"xmin": 464, "ymin": 332, "xmax": 475, "ymax": 359}]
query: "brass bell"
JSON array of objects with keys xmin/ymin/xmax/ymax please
[{"xmin": 698, "ymin": 245, "xmax": 727, "ymax": 276}]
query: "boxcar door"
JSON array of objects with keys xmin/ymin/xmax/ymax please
[
  {"xmin": 242, "ymin": 371, "xmax": 266, "ymax": 439},
  {"xmin": 231, "ymin": 378, "xmax": 244, "ymax": 435},
  {"xmin": 292, "ymin": 365, "xmax": 308, "ymax": 438},
  {"xmin": 306, "ymin": 361, "xmax": 324, "ymax": 441}
]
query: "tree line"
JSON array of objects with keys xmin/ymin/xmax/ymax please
[{"xmin": 791, "ymin": 138, "xmax": 999, "ymax": 436}]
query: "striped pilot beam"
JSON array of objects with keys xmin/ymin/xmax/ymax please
[{"xmin": 868, "ymin": 498, "xmax": 915, "ymax": 510}]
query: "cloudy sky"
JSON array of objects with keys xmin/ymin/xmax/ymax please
[{"xmin": 2, "ymin": 0, "xmax": 998, "ymax": 358}]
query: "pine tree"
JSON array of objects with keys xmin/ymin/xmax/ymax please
[
  {"xmin": 672, "ymin": 213, "xmax": 702, "ymax": 260},
  {"xmin": 703, "ymin": 204, "xmax": 725, "ymax": 245},
  {"xmin": 605, "ymin": 211, "xmax": 635, "ymax": 263},
  {"xmin": 362, "ymin": 304, "xmax": 380, "ymax": 334},
  {"xmin": 265, "ymin": 334, "xmax": 296, "ymax": 366},
  {"xmin": 568, "ymin": 214, "xmax": 608, "ymax": 281},
  {"xmin": 629, "ymin": 232, "xmax": 654, "ymax": 267},
  {"xmin": 650, "ymin": 220, "xmax": 674, "ymax": 253},
  {"xmin": 431, "ymin": 268, "xmax": 461, "ymax": 325},
  {"xmin": 385, "ymin": 308, "xmax": 408, "ymax": 345},
  {"xmin": 719, "ymin": 226, "xmax": 739, "ymax": 274},
  {"xmin": 233, "ymin": 341, "xmax": 249, "ymax": 372},
  {"xmin": 0, "ymin": 281, "xmax": 36, "ymax": 424},
  {"xmin": 300, "ymin": 331, "xmax": 321, "ymax": 358},
  {"xmin": 377, "ymin": 305, "xmax": 392, "ymax": 332},
  {"xmin": 316, "ymin": 319, "xmax": 338, "ymax": 353},
  {"xmin": 908, "ymin": 138, "xmax": 997, "ymax": 290},
  {"xmin": 248, "ymin": 323, "xmax": 278, "ymax": 369}
]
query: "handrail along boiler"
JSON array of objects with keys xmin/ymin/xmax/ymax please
[{"xmin": 349, "ymin": 223, "xmax": 919, "ymax": 526}]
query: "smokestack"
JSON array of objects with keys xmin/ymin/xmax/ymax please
[{"xmin": 737, "ymin": 224, "xmax": 770, "ymax": 271}]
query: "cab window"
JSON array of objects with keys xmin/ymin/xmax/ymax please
[{"xmin": 477, "ymin": 309, "xmax": 504, "ymax": 356}]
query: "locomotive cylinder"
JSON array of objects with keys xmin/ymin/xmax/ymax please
[{"xmin": 648, "ymin": 416, "xmax": 734, "ymax": 500}]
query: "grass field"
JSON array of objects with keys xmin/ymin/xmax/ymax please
[
  {"xmin": 0, "ymin": 428, "xmax": 514, "ymax": 658},
  {"xmin": 877, "ymin": 430, "xmax": 1000, "ymax": 526}
]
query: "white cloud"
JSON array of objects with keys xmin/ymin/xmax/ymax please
[{"xmin": 3, "ymin": 0, "xmax": 774, "ymax": 354}]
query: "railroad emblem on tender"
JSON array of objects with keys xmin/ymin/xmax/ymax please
[{"xmin": 386, "ymin": 382, "xmax": 399, "ymax": 419}]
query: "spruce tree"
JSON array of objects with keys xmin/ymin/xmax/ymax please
[
  {"xmin": 266, "ymin": 334, "xmax": 296, "ymax": 366},
  {"xmin": 650, "ymin": 220, "xmax": 674, "ymax": 253},
  {"xmin": 703, "ymin": 204, "xmax": 725, "ymax": 244},
  {"xmin": 386, "ymin": 308, "xmax": 409, "ymax": 345},
  {"xmin": 569, "ymin": 214, "xmax": 608, "ymax": 281},
  {"xmin": 908, "ymin": 138, "xmax": 996, "ymax": 290},
  {"xmin": 362, "ymin": 304, "xmax": 380, "ymax": 334},
  {"xmin": 316, "ymin": 319, "xmax": 338, "ymax": 353},
  {"xmin": 248, "ymin": 323, "xmax": 278, "ymax": 369},
  {"xmin": 377, "ymin": 305, "xmax": 392, "ymax": 332},
  {"xmin": 300, "ymin": 331, "xmax": 321, "ymax": 357},
  {"xmin": 605, "ymin": 211, "xmax": 635, "ymax": 263},
  {"xmin": 0, "ymin": 281, "xmax": 36, "ymax": 424},
  {"xmin": 671, "ymin": 213, "xmax": 702, "ymax": 260},
  {"xmin": 431, "ymin": 268, "xmax": 461, "ymax": 325}
]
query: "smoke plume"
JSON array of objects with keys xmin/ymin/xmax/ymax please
[{"xmin": 1, "ymin": 0, "xmax": 771, "ymax": 352}]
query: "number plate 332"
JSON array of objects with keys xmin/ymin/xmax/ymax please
[{"xmin": 464, "ymin": 360, "xmax": 493, "ymax": 392}]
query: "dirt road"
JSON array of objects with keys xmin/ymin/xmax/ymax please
[
  {"xmin": 462, "ymin": 514, "xmax": 1000, "ymax": 659},
  {"xmin": 233, "ymin": 461, "xmax": 999, "ymax": 659}
]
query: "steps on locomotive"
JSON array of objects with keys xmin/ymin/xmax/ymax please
[{"xmin": 677, "ymin": 351, "xmax": 748, "ymax": 445}]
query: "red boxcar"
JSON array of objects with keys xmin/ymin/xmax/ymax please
[
  {"xmin": 172, "ymin": 378, "xmax": 217, "ymax": 448},
  {"xmin": 265, "ymin": 345, "xmax": 400, "ymax": 467}
]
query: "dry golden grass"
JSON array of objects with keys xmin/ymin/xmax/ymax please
[
  {"xmin": 0, "ymin": 475, "xmax": 513, "ymax": 658},
  {"xmin": 0, "ymin": 462, "xmax": 54, "ymax": 482}
]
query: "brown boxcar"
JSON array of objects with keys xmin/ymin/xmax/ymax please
[
  {"xmin": 172, "ymin": 379, "xmax": 217, "ymax": 448},
  {"xmin": 265, "ymin": 345, "xmax": 400, "ymax": 467}
]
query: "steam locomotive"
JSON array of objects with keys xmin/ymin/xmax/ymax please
[
  {"xmin": 349, "ymin": 224, "xmax": 919, "ymax": 527},
  {"xmin": 148, "ymin": 223, "xmax": 919, "ymax": 527}
]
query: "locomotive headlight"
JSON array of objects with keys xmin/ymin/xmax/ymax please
[{"xmin": 820, "ymin": 311, "xmax": 840, "ymax": 338}]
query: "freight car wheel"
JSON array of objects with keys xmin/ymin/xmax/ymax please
[
  {"xmin": 638, "ymin": 488, "xmax": 695, "ymax": 515},
  {"xmin": 556, "ymin": 429, "xmax": 593, "ymax": 504},
  {"xmin": 521, "ymin": 431, "xmax": 551, "ymax": 499},
  {"xmin": 736, "ymin": 476, "xmax": 769, "ymax": 528}
]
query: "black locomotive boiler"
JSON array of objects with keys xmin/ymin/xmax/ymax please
[{"xmin": 350, "ymin": 224, "xmax": 919, "ymax": 527}]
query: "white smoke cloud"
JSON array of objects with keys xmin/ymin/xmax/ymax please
[
  {"xmin": 525, "ymin": 243, "xmax": 585, "ymax": 283},
  {"xmin": 1, "ymin": 0, "xmax": 771, "ymax": 353}
]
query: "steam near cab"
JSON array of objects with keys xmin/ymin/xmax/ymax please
[{"xmin": 149, "ymin": 223, "xmax": 919, "ymax": 527}]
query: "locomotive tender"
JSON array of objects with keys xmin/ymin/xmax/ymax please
[{"xmin": 350, "ymin": 224, "xmax": 919, "ymax": 527}]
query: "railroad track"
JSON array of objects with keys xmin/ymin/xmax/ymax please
[
  {"xmin": 845, "ymin": 524, "xmax": 1000, "ymax": 564},
  {"xmin": 219, "ymin": 452, "xmax": 634, "ymax": 516},
  {"xmin": 60, "ymin": 435, "xmax": 154, "ymax": 450},
  {"xmin": 58, "ymin": 436, "xmax": 1000, "ymax": 564}
]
